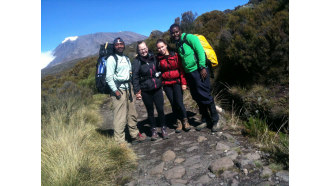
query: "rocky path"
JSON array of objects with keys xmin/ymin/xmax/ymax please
[{"xmin": 99, "ymin": 96, "xmax": 289, "ymax": 186}]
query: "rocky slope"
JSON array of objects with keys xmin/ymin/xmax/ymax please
[{"xmin": 98, "ymin": 93, "xmax": 289, "ymax": 186}]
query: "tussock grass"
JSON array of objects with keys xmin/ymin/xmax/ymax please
[
  {"xmin": 212, "ymin": 82, "xmax": 288, "ymax": 168},
  {"xmin": 42, "ymin": 82, "xmax": 137, "ymax": 185},
  {"xmin": 183, "ymin": 89, "xmax": 198, "ymax": 110},
  {"xmin": 243, "ymin": 116, "xmax": 289, "ymax": 169}
]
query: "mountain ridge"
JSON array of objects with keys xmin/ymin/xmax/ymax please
[{"xmin": 46, "ymin": 31, "xmax": 147, "ymax": 68}]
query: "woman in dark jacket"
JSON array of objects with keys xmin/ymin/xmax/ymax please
[
  {"xmin": 156, "ymin": 39, "xmax": 191, "ymax": 133},
  {"xmin": 132, "ymin": 41, "xmax": 168, "ymax": 140}
]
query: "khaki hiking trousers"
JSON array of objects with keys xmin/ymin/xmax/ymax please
[{"xmin": 111, "ymin": 87, "xmax": 139, "ymax": 143}]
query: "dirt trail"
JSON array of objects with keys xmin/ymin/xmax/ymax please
[{"xmin": 99, "ymin": 96, "xmax": 289, "ymax": 186}]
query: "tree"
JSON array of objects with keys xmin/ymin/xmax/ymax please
[{"xmin": 180, "ymin": 11, "xmax": 198, "ymax": 33}]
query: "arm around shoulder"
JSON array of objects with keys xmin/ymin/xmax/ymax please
[{"xmin": 131, "ymin": 58, "xmax": 141, "ymax": 94}]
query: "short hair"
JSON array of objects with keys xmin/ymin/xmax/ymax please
[
  {"xmin": 136, "ymin": 40, "xmax": 146, "ymax": 54},
  {"xmin": 169, "ymin": 24, "xmax": 181, "ymax": 32}
]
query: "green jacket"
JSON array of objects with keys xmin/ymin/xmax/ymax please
[{"xmin": 177, "ymin": 33, "xmax": 206, "ymax": 73}]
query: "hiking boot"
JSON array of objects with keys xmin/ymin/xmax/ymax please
[
  {"xmin": 183, "ymin": 118, "xmax": 191, "ymax": 131},
  {"xmin": 211, "ymin": 120, "xmax": 221, "ymax": 132},
  {"xmin": 151, "ymin": 128, "xmax": 158, "ymax": 141},
  {"xmin": 132, "ymin": 132, "xmax": 147, "ymax": 144},
  {"xmin": 175, "ymin": 119, "xmax": 183, "ymax": 133},
  {"xmin": 161, "ymin": 126, "xmax": 169, "ymax": 139},
  {"xmin": 195, "ymin": 117, "xmax": 207, "ymax": 131}
]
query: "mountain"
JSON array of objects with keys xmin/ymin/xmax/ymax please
[{"xmin": 45, "ymin": 31, "xmax": 147, "ymax": 68}]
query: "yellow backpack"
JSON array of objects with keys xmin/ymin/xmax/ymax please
[{"xmin": 183, "ymin": 34, "xmax": 219, "ymax": 77}]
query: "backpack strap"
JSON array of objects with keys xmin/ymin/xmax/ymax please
[
  {"xmin": 184, "ymin": 34, "xmax": 215, "ymax": 78},
  {"xmin": 182, "ymin": 34, "xmax": 201, "ymax": 69},
  {"xmin": 112, "ymin": 54, "xmax": 119, "ymax": 75}
]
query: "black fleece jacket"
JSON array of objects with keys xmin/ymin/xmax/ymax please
[{"xmin": 132, "ymin": 53, "xmax": 162, "ymax": 94}]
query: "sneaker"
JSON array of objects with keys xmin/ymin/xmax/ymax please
[
  {"xmin": 151, "ymin": 128, "xmax": 158, "ymax": 141},
  {"xmin": 183, "ymin": 118, "xmax": 191, "ymax": 131},
  {"xmin": 195, "ymin": 117, "xmax": 207, "ymax": 131},
  {"xmin": 132, "ymin": 132, "xmax": 147, "ymax": 144},
  {"xmin": 175, "ymin": 119, "xmax": 182, "ymax": 133},
  {"xmin": 195, "ymin": 122, "xmax": 207, "ymax": 131},
  {"xmin": 161, "ymin": 126, "xmax": 169, "ymax": 139},
  {"xmin": 211, "ymin": 120, "xmax": 221, "ymax": 132}
]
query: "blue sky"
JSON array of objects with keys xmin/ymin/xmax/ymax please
[{"xmin": 41, "ymin": 0, "xmax": 249, "ymax": 68}]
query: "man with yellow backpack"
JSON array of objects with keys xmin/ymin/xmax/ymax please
[{"xmin": 169, "ymin": 23, "xmax": 222, "ymax": 132}]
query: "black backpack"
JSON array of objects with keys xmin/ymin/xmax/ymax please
[{"xmin": 95, "ymin": 42, "xmax": 118, "ymax": 94}]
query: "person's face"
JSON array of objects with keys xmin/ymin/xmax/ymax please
[
  {"xmin": 170, "ymin": 26, "xmax": 181, "ymax": 41},
  {"xmin": 114, "ymin": 42, "xmax": 125, "ymax": 53},
  {"xmin": 138, "ymin": 42, "xmax": 148, "ymax": 57},
  {"xmin": 156, "ymin": 42, "xmax": 168, "ymax": 56}
]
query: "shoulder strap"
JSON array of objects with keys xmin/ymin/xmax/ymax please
[
  {"xmin": 112, "ymin": 54, "xmax": 119, "ymax": 74},
  {"xmin": 183, "ymin": 34, "xmax": 193, "ymax": 49},
  {"xmin": 125, "ymin": 56, "xmax": 130, "ymax": 66},
  {"xmin": 183, "ymin": 34, "xmax": 200, "ymax": 68}
]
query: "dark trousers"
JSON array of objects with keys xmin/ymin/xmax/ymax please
[
  {"xmin": 141, "ymin": 87, "xmax": 165, "ymax": 128},
  {"xmin": 163, "ymin": 83, "xmax": 188, "ymax": 120},
  {"xmin": 185, "ymin": 68, "xmax": 219, "ymax": 123}
]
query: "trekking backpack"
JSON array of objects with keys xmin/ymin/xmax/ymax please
[
  {"xmin": 182, "ymin": 34, "xmax": 219, "ymax": 78},
  {"xmin": 95, "ymin": 42, "xmax": 118, "ymax": 94}
]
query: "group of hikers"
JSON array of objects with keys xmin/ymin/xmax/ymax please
[{"xmin": 105, "ymin": 24, "xmax": 222, "ymax": 145}]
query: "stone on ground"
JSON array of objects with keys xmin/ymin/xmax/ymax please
[
  {"xmin": 216, "ymin": 142, "xmax": 230, "ymax": 152},
  {"xmin": 162, "ymin": 150, "xmax": 176, "ymax": 162},
  {"xmin": 149, "ymin": 162, "xmax": 164, "ymax": 175},
  {"xmin": 164, "ymin": 166, "xmax": 186, "ymax": 179},
  {"xmin": 276, "ymin": 170, "xmax": 289, "ymax": 182},
  {"xmin": 209, "ymin": 157, "xmax": 235, "ymax": 173},
  {"xmin": 261, "ymin": 166, "xmax": 272, "ymax": 178},
  {"xmin": 174, "ymin": 157, "xmax": 185, "ymax": 164},
  {"xmin": 197, "ymin": 136, "xmax": 207, "ymax": 142}
]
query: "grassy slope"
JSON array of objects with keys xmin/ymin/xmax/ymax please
[{"xmin": 41, "ymin": 82, "xmax": 137, "ymax": 185}]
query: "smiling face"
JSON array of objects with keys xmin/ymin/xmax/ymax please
[
  {"xmin": 114, "ymin": 42, "xmax": 125, "ymax": 53},
  {"xmin": 138, "ymin": 42, "xmax": 148, "ymax": 57},
  {"xmin": 170, "ymin": 26, "xmax": 182, "ymax": 41},
  {"xmin": 156, "ymin": 41, "xmax": 169, "ymax": 56}
]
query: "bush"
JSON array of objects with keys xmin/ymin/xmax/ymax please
[
  {"xmin": 216, "ymin": 0, "xmax": 288, "ymax": 86},
  {"xmin": 228, "ymin": 84, "xmax": 288, "ymax": 131}
]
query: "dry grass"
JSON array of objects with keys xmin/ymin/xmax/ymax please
[{"xmin": 41, "ymin": 91, "xmax": 137, "ymax": 185}]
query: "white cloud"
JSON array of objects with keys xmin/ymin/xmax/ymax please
[
  {"xmin": 62, "ymin": 36, "xmax": 78, "ymax": 43},
  {"xmin": 41, "ymin": 51, "xmax": 55, "ymax": 69}
]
